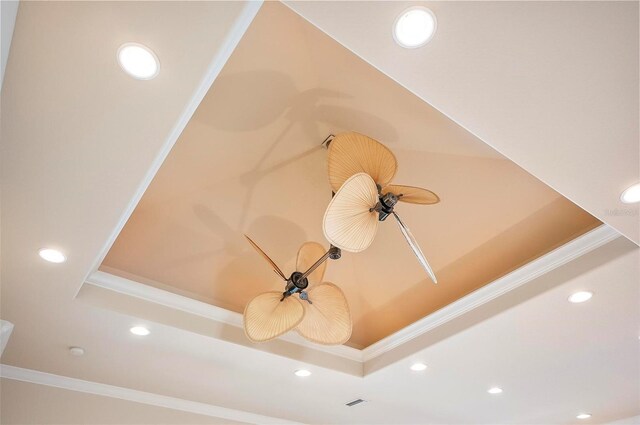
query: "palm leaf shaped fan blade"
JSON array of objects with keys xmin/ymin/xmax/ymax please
[
  {"xmin": 245, "ymin": 235, "xmax": 287, "ymax": 280},
  {"xmin": 296, "ymin": 282, "xmax": 352, "ymax": 345},
  {"xmin": 296, "ymin": 241, "xmax": 327, "ymax": 284},
  {"xmin": 327, "ymin": 132, "xmax": 398, "ymax": 193},
  {"xmin": 243, "ymin": 237, "xmax": 352, "ymax": 345},
  {"xmin": 383, "ymin": 184, "xmax": 440, "ymax": 205},
  {"xmin": 392, "ymin": 212, "xmax": 438, "ymax": 284},
  {"xmin": 243, "ymin": 235, "xmax": 303, "ymax": 342},
  {"xmin": 325, "ymin": 132, "xmax": 440, "ymax": 283},
  {"xmin": 244, "ymin": 292, "xmax": 304, "ymax": 343},
  {"xmin": 323, "ymin": 172, "xmax": 379, "ymax": 253}
]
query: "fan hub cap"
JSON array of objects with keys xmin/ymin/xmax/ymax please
[{"xmin": 282, "ymin": 271, "xmax": 309, "ymax": 300}]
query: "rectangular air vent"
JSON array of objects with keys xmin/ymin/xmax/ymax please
[{"xmin": 345, "ymin": 398, "xmax": 366, "ymax": 407}]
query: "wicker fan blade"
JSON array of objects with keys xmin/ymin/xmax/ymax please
[
  {"xmin": 323, "ymin": 173, "xmax": 379, "ymax": 252},
  {"xmin": 393, "ymin": 212, "xmax": 437, "ymax": 284},
  {"xmin": 245, "ymin": 235, "xmax": 287, "ymax": 280},
  {"xmin": 327, "ymin": 132, "xmax": 398, "ymax": 192},
  {"xmin": 296, "ymin": 242, "xmax": 327, "ymax": 284},
  {"xmin": 296, "ymin": 283, "xmax": 352, "ymax": 345},
  {"xmin": 244, "ymin": 292, "xmax": 305, "ymax": 343},
  {"xmin": 384, "ymin": 184, "xmax": 440, "ymax": 205}
]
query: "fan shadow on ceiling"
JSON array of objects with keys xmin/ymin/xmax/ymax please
[{"xmin": 99, "ymin": 2, "xmax": 601, "ymax": 349}]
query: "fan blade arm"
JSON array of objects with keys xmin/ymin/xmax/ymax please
[
  {"xmin": 298, "ymin": 246, "xmax": 338, "ymax": 281},
  {"xmin": 392, "ymin": 212, "xmax": 438, "ymax": 284},
  {"xmin": 244, "ymin": 235, "xmax": 287, "ymax": 280},
  {"xmin": 296, "ymin": 241, "xmax": 329, "ymax": 284}
]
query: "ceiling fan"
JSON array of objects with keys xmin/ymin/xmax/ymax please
[
  {"xmin": 243, "ymin": 236, "xmax": 352, "ymax": 345},
  {"xmin": 322, "ymin": 132, "xmax": 440, "ymax": 283}
]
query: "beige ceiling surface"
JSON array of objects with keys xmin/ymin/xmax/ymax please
[
  {"xmin": 286, "ymin": 0, "xmax": 640, "ymax": 244},
  {"xmin": 102, "ymin": 2, "xmax": 600, "ymax": 349}
]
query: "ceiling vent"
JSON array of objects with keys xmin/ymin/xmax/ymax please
[{"xmin": 345, "ymin": 398, "xmax": 366, "ymax": 407}]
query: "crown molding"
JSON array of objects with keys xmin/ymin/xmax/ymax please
[
  {"xmin": 0, "ymin": 364, "xmax": 303, "ymax": 425},
  {"xmin": 0, "ymin": 320, "xmax": 15, "ymax": 358},
  {"xmin": 361, "ymin": 224, "xmax": 620, "ymax": 361},
  {"xmin": 80, "ymin": 0, "xmax": 264, "ymax": 294},
  {"xmin": 85, "ymin": 225, "xmax": 619, "ymax": 368},
  {"xmin": 85, "ymin": 271, "xmax": 363, "ymax": 362},
  {"xmin": 1, "ymin": 0, "xmax": 19, "ymax": 90}
]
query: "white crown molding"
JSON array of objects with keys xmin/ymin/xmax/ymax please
[
  {"xmin": 85, "ymin": 225, "xmax": 619, "ymax": 367},
  {"xmin": 605, "ymin": 415, "xmax": 640, "ymax": 425},
  {"xmin": 85, "ymin": 271, "xmax": 364, "ymax": 362},
  {"xmin": 0, "ymin": 320, "xmax": 15, "ymax": 358},
  {"xmin": 1, "ymin": 0, "xmax": 20, "ymax": 90},
  {"xmin": 361, "ymin": 224, "xmax": 620, "ymax": 361},
  {"xmin": 0, "ymin": 364, "xmax": 303, "ymax": 425},
  {"xmin": 80, "ymin": 0, "xmax": 264, "ymax": 296}
]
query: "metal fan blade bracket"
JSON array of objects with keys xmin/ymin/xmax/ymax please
[
  {"xmin": 299, "ymin": 290, "xmax": 312, "ymax": 304},
  {"xmin": 321, "ymin": 134, "xmax": 335, "ymax": 149}
]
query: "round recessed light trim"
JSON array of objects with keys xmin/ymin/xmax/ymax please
[
  {"xmin": 393, "ymin": 7, "xmax": 437, "ymax": 48},
  {"xmin": 38, "ymin": 248, "xmax": 66, "ymax": 263},
  {"xmin": 117, "ymin": 43, "xmax": 160, "ymax": 80},
  {"xmin": 294, "ymin": 369, "xmax": 311, "ymax": 377},
  {"xmin": 69, "ymin": 346, "xmax": 85, "ymax": 356},
  {"xmin": 487, "ymin": 387, "xmax": 503, "ymax": 394},
  {"xmin": 620, "ymin": 183, "xmax": 640, "ymax": 204},
  {"xmin": 568, "ymin": 291, "xmax": 593, "ymax": 304},
  {"xmin": 576, "ymin": 413, "xmax": 592, "ymax": 420},
  {"xmin": 129, "ymin": 326, "xmax": 150, "ymax": 336},
  {"xmin": 410, "ymin": 362, "xmax": 428, "ymax": 371}
]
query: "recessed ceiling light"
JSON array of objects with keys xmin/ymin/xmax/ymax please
[
  {"xmin": 69, "ymin": 347, "xmax": 85, "ymax": 356},
  {"xmin": 294, "ymin": 369, "xmax": 311, "ymax": 377},
  {"xmin": 620, "ymin": 183, "xmax": 640, "ymax": 204},
  {"xmin": 487, "ymin": 387, "xmax": 503, "ymax": 394},
  {"xmin": 393, "ymin": 7, "xmax": 437, "ymax": 48},
  {"xmin": 117, "ymin": 43, "xmax": 160, "ymax": 80},
  {"xmin": 576, "ymin": 413, "xmax": 592, "ymax": 419},
  {"xmin": 568, "ymin": 291, "xmax": 593, "ymax": 304},
  {"xmin": 410, "ymin": 362, "xmax": 427, "ymax": 371},
  {"xmin": 38, "ymin": 248, "xmax": 66, "ymax": 263},
  {"xmin": 129, "ymin": 326, "xmax": 150, "ymax": 336}
]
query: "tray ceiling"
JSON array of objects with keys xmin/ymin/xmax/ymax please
[{"xmin": 101, "ymin": 2, "xmax": 600, "ymax": 348}]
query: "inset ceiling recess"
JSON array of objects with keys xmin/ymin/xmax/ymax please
[{"xmin": 100, "ymin": 2, "xmax": 600, "ymax": 349}]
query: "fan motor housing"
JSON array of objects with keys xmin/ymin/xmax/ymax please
[
  {"xmin": 378, "ymin": 192, "xmax": 398, "ymax": 221},
  {"xmin": 282, "ymin": 271, "xmax": 309, "ymax": 299}
]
